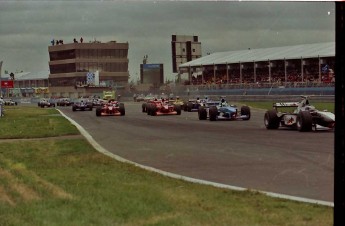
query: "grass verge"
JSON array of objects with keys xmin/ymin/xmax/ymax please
[{"xmin": 0, "ymin": 106, "xmax": 333, "ymax": 226}]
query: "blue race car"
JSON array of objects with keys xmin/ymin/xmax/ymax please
[{"xmin": 198, "ymin": 99, "xmax": 250, "ymax": 121}]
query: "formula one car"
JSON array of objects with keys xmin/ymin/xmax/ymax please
[
  {"xmin": 170, "ymin": 96, "xmax": 185, "ymax": 107},
  {"xmin": 38, "ymin": 98, "xmax": 56, "ymax": 108},
  {"xmin": 4, "ymin": 99, "xmax": 18, "ymax": 106},
  {"xmin": 146, "ymin": 100, "xmax": 181, "ymax": 116},
  {"xmin": 96, "ymin": 100, "xmax": 125, "ymax": 116},
  {"xmin": 264, "ymin": 96, "xmax": 335, "ymax": 132},
  {"xmin": 198, "ymin": 99, "xmax": 250, "ymax": 121},
  {"xmin": 72, "ymin": 99, "xmax": 93, "ymax": 111},
  {"xmin": 184, "ymin": 98, "xmax": 203, "ymax": 112},
  {"xmin": 91, "ymin": 98, "xmax": 105, "ymax": 107},
  {"xmin": 134, "ymin": 94, "xmax": 145, "ymax": 102},
  {"xmin": 199, "ymin": 98, "xmax": 220, "ymax": 108},
  {"xmin": 141, "ymin": 95, "xmax": 159, "ymax": 113},
  {"xmin": 57, "ymin": 98, "xmax": 73, "ymax": 106}
]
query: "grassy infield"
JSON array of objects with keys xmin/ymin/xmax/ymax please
[{"xmin": 0, "ymin": 103, "xmax": 333, "ymax": 226}]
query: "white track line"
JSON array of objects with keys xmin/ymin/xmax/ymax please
[{"xmin": 58, "ymin": 109, "xmax": 334, "ymax": 207}]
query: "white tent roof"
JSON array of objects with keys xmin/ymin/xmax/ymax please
[
  {"xmin": 179, "ymin": 42, "xmax": 335, "ymax": 68},
  {"xmin": 2, "ymin": 71, "xmax": 49, "ymax": 80}
]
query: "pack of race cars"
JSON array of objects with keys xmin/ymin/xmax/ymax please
[
  {"xmin": 34, "ymin": 94, "xmax": 335, "ymax": 132},
  {"xmin": 139, "ymin": 94, "xmax": 334, "ymax": 132}
]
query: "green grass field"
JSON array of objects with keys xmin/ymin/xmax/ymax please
[{"xmin": 0, "ymin": 105, "xmax": 333, "ymax": 226}]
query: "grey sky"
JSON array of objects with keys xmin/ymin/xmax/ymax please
[{"xmin": 0, "ymin": 0, "xmax": 335, "ymax": 82}]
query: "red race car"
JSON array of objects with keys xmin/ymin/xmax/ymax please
[
  {"xmin": 146, "ymin": 100, "xmax": 181, "ymax": 116},
  {"xmin": 95, "ymin": 100, "xmax": 125, "ymax": 116}
]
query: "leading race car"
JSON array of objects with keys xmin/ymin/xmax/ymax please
[
  {"xmin": 264, "ymin": 96, "xmax": 335, "ymax": 132},
  {"xmin": 146, "ymin": 99, "xmax": 181, "ymax": 116},
  {"xmin": 96, "ymin": 100, "xmax": 125, "ymax": 116},
  {"xmin": 72, "ymin": 99, "xmax": 93, "ymax": 111},
  {"xmin": 198, "ymin": 98, "xmax": 251, "ymax": 121}
]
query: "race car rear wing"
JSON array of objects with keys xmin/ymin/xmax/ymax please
[{"xmin": 273, "ymin": 102, "xmax": 299, "ymax": 108}]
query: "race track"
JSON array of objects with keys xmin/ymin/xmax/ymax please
[{"xmin": 59, "ymin": 102, "xmax": 334, "ymax": 203}]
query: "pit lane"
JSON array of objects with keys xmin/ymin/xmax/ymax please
[{"xmin": 58, "ymin": 102, "xmax": 334, "ymax": 203}]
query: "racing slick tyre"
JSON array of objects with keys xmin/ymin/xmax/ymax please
[
  {"xmin": 150, "ymin": 105, "xmax": 157, "ymax": 116},
  {"xmin": 96, "ymin": 107, "xmax": 102, "ymax": 117},
  {"xmin": 198, "ymin": 106, "xmax": 207, "ymax": 120},
  {"xmin": 209, "ymin": 106, "xmax": 218, "ymax": 121},
  {"xmin": 240, "ymin": 106, "xmax": 251, "ymax": 120},
  {"xmin": 174, "ymin": 105, "xmax": 181, "ymax": 115},
  {"xmin": 72, "ymin": 106, "xmax": 77, "ymax": 111},
  {"xmin": 142, "ymin": 103, "xmax": 147, "ymax": 113},
  {"xmin": 89, "ymin": 106, "xmax": 93, "ymax": 111},
  {"xmin": 297, "ymin": 111, "xmax": 312, "ymax": 132},
  {"xmin": 119, "ymin": 103, "xmax": 125, "ymax": 116},
  {"xmin": 264, "ymin": 110, "xmax": 280, "ymax": 129},
  {"xmin": 187, "ymin": 103, "xmax": 193, "ymax": 112},
  {"xmin": 147, "ymin": 104, "xmax": 152, "ymax": 115}
]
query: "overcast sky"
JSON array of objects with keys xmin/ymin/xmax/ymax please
[{"xmin": 0, "ymin": 0, "xmax": 335, "ymax": 82}]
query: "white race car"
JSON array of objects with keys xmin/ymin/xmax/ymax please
[
  {"xmin": 4, "ymin": 99, "xmax": 18, "ymax": 106},
  {"xmin": 264, "ymin": 96, "xmax": 335, "ymax": 132}
]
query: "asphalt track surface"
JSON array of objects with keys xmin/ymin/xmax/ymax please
[{"xmin": 59, "ymin": 102, "xmax": 334, "ymax": 203}]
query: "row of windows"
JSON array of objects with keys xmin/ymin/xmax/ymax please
[
  {"xmin": 50, "ymin": 62, "xmax": 128, "ymax": 74},
  {"xmin": 50, "ymin": 49, "xmax": 128, "ymax": 61}
]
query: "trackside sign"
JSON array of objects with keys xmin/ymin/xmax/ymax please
[{"xmin": 1, "ymin": 80, "xmax": 14, "ymax": 88}]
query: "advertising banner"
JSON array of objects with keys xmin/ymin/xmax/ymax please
[{"xmin": 1, "ymin": 80, "xmax": 14, "ymax": 88}]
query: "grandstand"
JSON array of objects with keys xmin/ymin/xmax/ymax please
[
  {"xmin": 1, "ymin": 71, "xmax": 49, "ymax": 97},
  {"xmin": 178, "ymin": 42, "xmax": 335, "ymax": 88}
]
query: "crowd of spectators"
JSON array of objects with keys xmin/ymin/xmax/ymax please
[{"xmin": 189, "ymin": 64, "xmax": 335, "ymax": 87}]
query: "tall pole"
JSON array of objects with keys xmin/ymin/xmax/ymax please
[
  {"xmin": 268, "ymin": 60, "xmax": 271, "ymax": 83},
  {"xmin": 334, "ymin": 2, "xmax": 345, "ymax": 226},
  {"xmin": 253, "ymin": 61, "xmax": 256, "ymax": 83},
  {"xmin": 213, "ymin": 63, "xmax": 216, "ymax": 83},
  {"xmin": 226, "ymin": 62, "xmax": 229, "ymax": 84},
  {"xmin": 239, "ymin": 62, "xmax": 242, "ymax": 83},
  {"xmin": 0, "ymin": 61, "xmax": 2, "ymax": 97},
  {"xmin": 201, "ymin": 65, "xmax": 204, "ymax": 84},
  {"xmin": 284, "ymin": 58, "xmax": 287, "ymax": 84},
  {"xmin": 318, "ymin": 55, "xmax": 321, "ymax": 83},
  {"xmin": 301, "ymin": 57, "xmax": 304, "ymax": 82}
]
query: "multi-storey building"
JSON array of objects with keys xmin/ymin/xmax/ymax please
[
  {"xmin": 171, "ymin": 35, "xmax": 202, "ymax": 73},
  {"xmin": 48, "ymin": 40, "xmax": 129, "ymax": 97}
]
